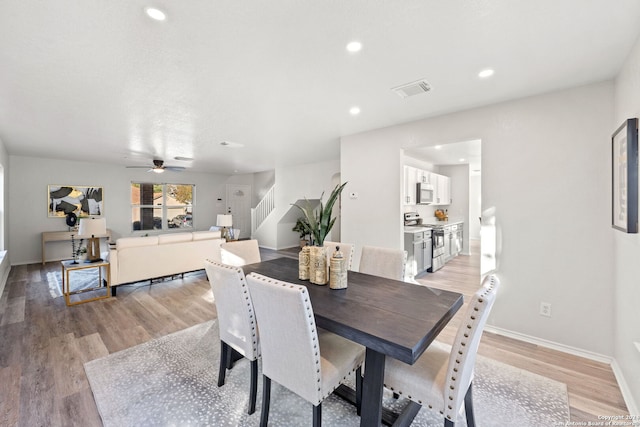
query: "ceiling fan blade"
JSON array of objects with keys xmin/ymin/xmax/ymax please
[
  {"xmin": 164, "ymin": 166, "xmax": 186, "ymax": 172},
  {"xmin": 125, "ymin": 166, "xmax": 152, "ymax": 169}
]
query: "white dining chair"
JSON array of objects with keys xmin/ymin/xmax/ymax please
[
  {"xmin": 359, "ymin": 245, "xmax": 407, "ymax": 281},
  {"xmin": 204, "ymin": 260, "xmax": 260, "ymax": 415},
  {"xmin": 383, "ymin": 274, "xmax": 500, "ymax": 427},
  {"xmin": 246, "ymin": 273, "xmax": 365, "ymax": 427},
  {"xmin": 220, "ymin": 239, "xmax": 261, "ymax": 266},
  {"xmin": 323, "ymin": 241, "xmax": 355, "ymax": 270}
]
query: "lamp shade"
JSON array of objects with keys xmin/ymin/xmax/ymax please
[
  {"xmin": 78, "ymin": 217, "xmax": 107, "ymax": 237},
  {"xmin": 216, "ymin": 214, "xmax": 233, "ymax": 227}
]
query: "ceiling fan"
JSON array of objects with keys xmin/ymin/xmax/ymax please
[{"xmin": 126, "ymin": 159, "xmax": 186, "ymax": 174}]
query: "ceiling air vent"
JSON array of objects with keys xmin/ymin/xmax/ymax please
[{"xmin": 392, "ymin": 79, "xmax": 432, "ymax": 98}]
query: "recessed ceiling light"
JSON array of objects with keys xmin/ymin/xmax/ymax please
[
  {"xmin": 435, "ymin": 145, "xmax": 442, "ymax": 150},
  {"xmin": 478, "ymin": 69, "xmax": 494, "ymax": 79},
  {"xmin": 145, "ymin": 7, "xmax": 166, "ymax": 21},
  {"xmin": 346, "ymin": 41, "xmax": 362, "ymax": 53},
  {"xmin": 349, "ymin": 106, "xmax": 361, "ymax": 116},
  {"xmin": 459, "ymin": 158, "xmax": 466, "ymax": 162}
]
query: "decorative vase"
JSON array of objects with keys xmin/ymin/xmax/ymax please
[
  {"xmin": 309, "ymin": 246, "xmax": 328, "ymax": 285},
  {"xmin": 329, "ymin": 246, "xmax": 347, "ymax": 289},
  {"xmin": 298, "ymin": 246, "xmax": 310, "ymax": 280}
]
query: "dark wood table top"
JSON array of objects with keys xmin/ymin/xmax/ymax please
[{"xmin": 242, "ymin": 257, "xmax": 464, "ymax": 364}]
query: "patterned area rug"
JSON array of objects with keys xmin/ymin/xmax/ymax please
[
  {"xmin": 47, "ymin": 267, "xmax": 105, "ymax": 298},
  {"xmin": 84, "ymin": 321, "xmax": 570, "ymax": 426}
]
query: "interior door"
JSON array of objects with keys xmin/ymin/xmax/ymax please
[{"xmin": 226, "ymin": 184, "xmax": 251, "ymax": 239}]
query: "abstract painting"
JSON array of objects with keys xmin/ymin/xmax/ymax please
[{"xmin": 48, "ymin": 185, "xmax": 104, "ymax": 218}]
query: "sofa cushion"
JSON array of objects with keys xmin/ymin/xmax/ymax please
[
  {"xmin": 192, "ymin": 230, "xmax": 222, "ymax": 241},
  {"xmin": 158, "ymin": 233, "xmax": 193, "ymax": 244},
  {"xmin": 117, "ymin": 236, "xmax": 158, "ymax": 250}
]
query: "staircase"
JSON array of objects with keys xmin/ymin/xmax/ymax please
[{"xmin": 251, "ymin": 185, "xmax": 275, "ymax": 237}]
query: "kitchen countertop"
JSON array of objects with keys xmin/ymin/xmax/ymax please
[
  {"xmin": 420, "ymin": 217, "xmax": 464, "ymax": 227},
  {"xmin": 404, "ymin": 226, "xmax": 433, "ymax": 233}
]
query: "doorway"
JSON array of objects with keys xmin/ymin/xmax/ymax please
[{"xmin": 226, "ymin": 184, "xmax": 251, "ymax": 239}]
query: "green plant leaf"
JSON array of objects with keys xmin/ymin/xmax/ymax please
[{"xmin": 291, "ymin": 182, "xmax": 347, "ymax": 246}]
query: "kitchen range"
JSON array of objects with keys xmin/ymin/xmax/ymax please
[{"xmin": 404, "ymin": 212, "xmax": 464, "ymax": 277}]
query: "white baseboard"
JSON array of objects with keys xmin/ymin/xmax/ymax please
[
  {"xmin": 611, "ymin": 359, "xmax": 640, "ymax": 416},
  {"xmin": 485, "ymin": 325, "xmax": 640, "ymax": 412},
  {"xmin": 484, "ymin": 325, "xmax": 612, "ymax": 364}
]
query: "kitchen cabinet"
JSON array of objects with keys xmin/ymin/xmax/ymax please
[
  {"xmin": 444, "ymin": 225, "xmax": 453, "ymax": 262},
  {"xmin": 434, "ymin": 174, "xmax": 451, "ymax": 205},
  {"xmin": 444, "ymin": 223, "xmax": 463, "ymax": 262},
  {"xmin": 403, "ymin": 165, "xmax": 451, "ymax": 206},
  {"xmin": 403, "ymin": 166, "xmax": 417, "ymax": 205},
  {"xmin": 454, "ymin": 226, "xmax": 463, "ymax": 256},
  {"xmin": 404, "ymin": 229, "xmax": 432, "ymax": 278}
]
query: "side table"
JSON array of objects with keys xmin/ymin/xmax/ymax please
[{"xmin": 61, "ymin": 259, "xmax": 111, "ymax": 306}]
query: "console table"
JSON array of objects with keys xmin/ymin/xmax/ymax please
[{"xmin": 42, "ymin": 229, "xmax": 112, "ymax": 264}]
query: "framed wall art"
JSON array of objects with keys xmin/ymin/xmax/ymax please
[
  {"xmin": 612, "ymin": 118, "xmax": 638, "ymax": 233},
  {"xmin": 48, "ymin": 185, "xmax": 104, "ymax": 218}
]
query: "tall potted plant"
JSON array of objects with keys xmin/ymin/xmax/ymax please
[
  {"xmin": 292, "ymin": 217, "xmax": 311, "ymax": 247},
  {"xmin": 293, "ymin": 182, "xmax": 347, "ymax": 284}
]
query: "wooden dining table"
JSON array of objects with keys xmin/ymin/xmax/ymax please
[{"xmin": 242, "ymin": 256, "xmax": 464, "ymax": 426}]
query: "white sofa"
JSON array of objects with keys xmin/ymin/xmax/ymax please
[{"xmin": 107, "ymin": 230, "xmax": 224, "ymax": 294}]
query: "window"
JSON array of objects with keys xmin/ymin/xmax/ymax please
[{"xmin": 131, "ymin": 183, "xmax": 194, "ymax": 231}]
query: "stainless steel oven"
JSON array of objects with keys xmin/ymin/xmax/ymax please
[{"xmin": 429, "ymin": 227, "xmax": 445, "ymax": 272}]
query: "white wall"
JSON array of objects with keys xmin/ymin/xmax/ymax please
[
  {"xmin": 613, "ymin": 33, "xmax": 640, "ymax": 414},
  {"xmin": 9, "ymin": 155, "xmax": 232, "ymax": 265},
  {"xmin": 342, "ymin": 81, "xmax": 615, "ymax": 357},
  {"xmin": 254, "ymin": 159, "xmax": 340, "ymax": 250},
  {"xmin": 253, "ymin": 170, "xmax": 275, "ymax": 206},
  {"xmin": 469, "ymin": 174, "xmax": 482, "ymax": 240}
]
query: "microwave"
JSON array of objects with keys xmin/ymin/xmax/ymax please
[{"xmin": 416, "ymin": 182, "xmax": 434, "ymax": 204}]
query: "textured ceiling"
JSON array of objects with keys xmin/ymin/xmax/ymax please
[{"xmin": 1, "ymin": 1, "xmax": 639, "ymax": 174}]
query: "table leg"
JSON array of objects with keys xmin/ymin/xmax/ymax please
[
  {"xmin": 360, "ymin": 347, "xmax": 385, "ymax": 427},
  {"xmin": 64, "ymin": 268, "xmax": 70, "ymax": 306}
]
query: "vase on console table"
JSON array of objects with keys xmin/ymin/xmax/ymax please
[
  {"xmin": 309, "ymin": 246, "xmax": 328, "ymax": 285},
  {"xmin": 298, "ymin": 245, "xmax": 310, "ymax": 280}
]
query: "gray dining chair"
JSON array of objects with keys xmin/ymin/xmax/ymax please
[
  {"xmin": 383, "ymin": 274, "xmax": 500, "ymax": 427},
  {"xmin": 204, "ymin": 260, "xmax": 260, "ymax": 415},
  {"xmin": 323, "ymin": 241, "xmax": 355, "ymax": 270},
  {"xmin": 220, "ymin": 239, "xmax": 261, "ymax": 266},
  {"xmin": 358, "ymin": 245, "xmax": 407, "ymax": 281},
  {"xmin": 246, "ymin": 273, "xmax": 365, "ymax": 427}
]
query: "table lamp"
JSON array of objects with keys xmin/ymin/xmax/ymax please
[
  {"xmin": 78, "ymin": 217, "xmax": 107, "ymax": 262},
  {"xmin": 216, "ymin": 214, "xmax": 233, "ymax": 241}
]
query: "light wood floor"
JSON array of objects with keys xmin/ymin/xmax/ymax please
[{"xmin": 0, "ymin": 243, "xmax": 628, "ymax": 426}]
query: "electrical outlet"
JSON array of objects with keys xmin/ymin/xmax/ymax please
[{"xmin": 539, "ymin": 302, "xmax": 552, "ymax": 317}]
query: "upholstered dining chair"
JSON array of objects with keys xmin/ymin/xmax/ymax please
[
  {"xmin": 323, "ymin": 241, "xmax": 355, "ymax": 270},
  {"xmin": 383, "ymin": 274, "xmax": 501, "ymax": 427},
  {"xmin": 358, "ymin": 245, "xmax": 407, "ymax": 281},
  {"xmin": 220, "ymin": 239, "xmax": 261, "ymax": 266},
  {"xmin": 246, "ymin": 273, "xmax": 365, "ymax": 427},
  {"xmin": 204, "ymin": 260, "xmax": 260, "ymax": 415}
]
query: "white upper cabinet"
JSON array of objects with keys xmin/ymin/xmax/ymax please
[
  {"xmin": 404, "ymin": 165, "xmax": 451, "ymax": 206},
  {"xmin": 403, "ymin": 165, "xmax": 417, "ymax": 205},
  {"xmin": 434, "ymin": 174, "xmax": 451, "ymax": 205}
]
